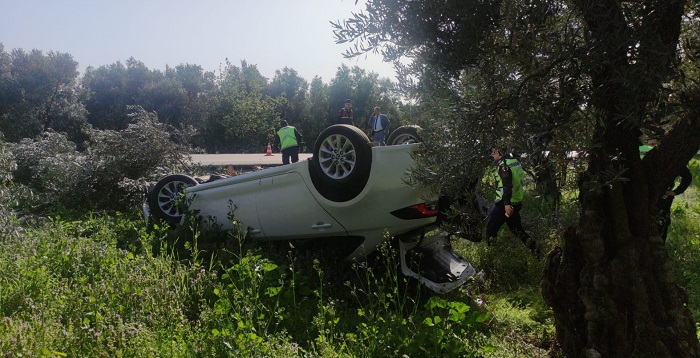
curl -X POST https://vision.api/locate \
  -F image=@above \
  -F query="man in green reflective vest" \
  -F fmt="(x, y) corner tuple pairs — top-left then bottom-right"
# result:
(486, 144), (536, 253)
(274, 120), (303, 165)
(639, 137), (658, 159)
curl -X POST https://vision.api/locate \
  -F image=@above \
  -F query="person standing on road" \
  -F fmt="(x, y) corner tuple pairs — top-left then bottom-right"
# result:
(338, 99), (354, 125)
(274, 120), (303, 165)
(485, 144), (537, 253)
(639, 136), (692, 241)
(368, 106), (390, 145)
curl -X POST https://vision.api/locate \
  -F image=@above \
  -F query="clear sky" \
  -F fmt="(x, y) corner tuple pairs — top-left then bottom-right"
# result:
(1, 0), (395, 82)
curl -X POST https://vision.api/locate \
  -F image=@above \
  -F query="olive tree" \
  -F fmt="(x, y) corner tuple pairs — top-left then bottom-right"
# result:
(0, 45), (87, 143)
(335, 0), (700, 356)
(82, 58), (158, 131)
(200, 60), (281, 153)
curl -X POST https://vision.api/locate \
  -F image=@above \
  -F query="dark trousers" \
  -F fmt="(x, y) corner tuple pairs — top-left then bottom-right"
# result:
(281, 146), (299, 165)
(371, 130), (386, 145)
(486, 201), (531, 245)
(658, 197), (674, 241)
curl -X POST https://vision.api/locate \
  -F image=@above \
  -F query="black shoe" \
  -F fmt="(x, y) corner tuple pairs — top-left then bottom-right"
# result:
(525, 238), (542, 258)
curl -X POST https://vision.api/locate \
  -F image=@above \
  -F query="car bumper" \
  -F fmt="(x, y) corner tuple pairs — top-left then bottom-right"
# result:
(398, 228), (474, 293)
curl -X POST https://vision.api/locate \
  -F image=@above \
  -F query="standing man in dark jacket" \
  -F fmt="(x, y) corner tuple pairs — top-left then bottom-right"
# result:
(338, 99), (354, 125)
(368, 106), (390, 145)
(274, 120), (303, 165)
(486, 144), (536, 253)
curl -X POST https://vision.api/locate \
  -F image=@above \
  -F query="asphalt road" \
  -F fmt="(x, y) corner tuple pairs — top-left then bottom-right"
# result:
(189, 153), (313, 166)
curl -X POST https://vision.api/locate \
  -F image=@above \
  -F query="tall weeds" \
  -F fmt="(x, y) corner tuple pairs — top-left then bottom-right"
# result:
(2, 159), (699, 357)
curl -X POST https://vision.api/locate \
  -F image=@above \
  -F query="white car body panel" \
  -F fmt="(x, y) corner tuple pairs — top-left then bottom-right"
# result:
(307, 144), (436, 258)
(185, 143), (434, 260)
(256, 172), (345, 239)
(187, 175), (265, 236)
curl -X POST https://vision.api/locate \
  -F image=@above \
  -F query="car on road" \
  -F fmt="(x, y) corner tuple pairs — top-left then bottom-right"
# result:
(144, 125), (474, 293)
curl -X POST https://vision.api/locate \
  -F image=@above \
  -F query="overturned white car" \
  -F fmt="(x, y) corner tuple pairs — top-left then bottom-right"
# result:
(145, 125), (474, 293)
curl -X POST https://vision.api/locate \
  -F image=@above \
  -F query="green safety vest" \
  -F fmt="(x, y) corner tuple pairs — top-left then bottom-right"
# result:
(495, 158), (524, 203)
(639, 145), (653, 159)
(277, 126), (298, 150)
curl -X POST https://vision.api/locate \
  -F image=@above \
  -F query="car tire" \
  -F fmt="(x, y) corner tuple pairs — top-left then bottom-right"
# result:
(309, 124), (372, 202)
(148, 174), (198, 224)
(386, 125), (422, 145)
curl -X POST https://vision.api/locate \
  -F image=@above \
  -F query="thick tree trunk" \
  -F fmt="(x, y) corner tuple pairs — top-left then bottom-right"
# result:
(542, 71), (700, 356)
(540, 81), (700, 358)
(541, 1), (700, 356)
(542, 185), (700, 357)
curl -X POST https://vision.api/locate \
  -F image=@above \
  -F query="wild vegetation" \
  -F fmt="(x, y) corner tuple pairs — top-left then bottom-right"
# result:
(2, 0), (700, 356)
(0, 149), (698, 356)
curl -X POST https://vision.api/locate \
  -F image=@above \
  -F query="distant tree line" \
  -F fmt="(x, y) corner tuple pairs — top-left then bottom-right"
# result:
(0, 44), (412, 153)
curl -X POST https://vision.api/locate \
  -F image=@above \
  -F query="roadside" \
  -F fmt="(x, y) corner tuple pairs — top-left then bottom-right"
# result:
(189, 153), (314, 166)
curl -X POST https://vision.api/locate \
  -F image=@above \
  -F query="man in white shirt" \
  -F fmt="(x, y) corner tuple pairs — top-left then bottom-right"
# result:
(368, 106), (390, 145)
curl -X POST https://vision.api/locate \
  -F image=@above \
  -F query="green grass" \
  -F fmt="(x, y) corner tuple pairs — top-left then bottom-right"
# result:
(0, 213), (498, 357)
(1, 160), (699, 357)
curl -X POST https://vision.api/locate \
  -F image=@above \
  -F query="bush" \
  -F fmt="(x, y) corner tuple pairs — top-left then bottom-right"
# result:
(81, 106), (191, 209)
(10, 106), (190, 212)
(0, 134), (21, 240)
(11, 131), (87, 211)
(0, 133), (15, 183)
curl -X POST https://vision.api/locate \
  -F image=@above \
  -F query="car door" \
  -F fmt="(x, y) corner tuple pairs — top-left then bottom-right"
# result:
(256, 172), (346, 239)
(188, 178), (264, 237)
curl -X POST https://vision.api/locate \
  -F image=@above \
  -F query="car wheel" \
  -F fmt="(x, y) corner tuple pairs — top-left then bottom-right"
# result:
(309, 124), (372, 202)
(148, 174), (197, 224)
(386, 125), (422, 145)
